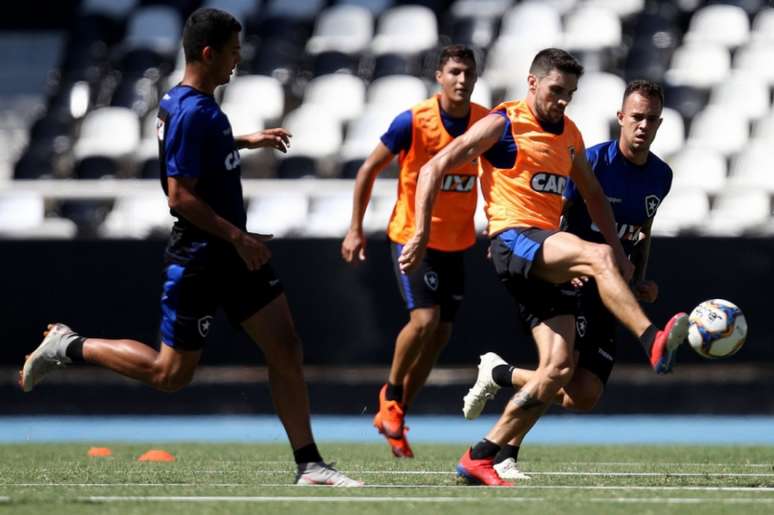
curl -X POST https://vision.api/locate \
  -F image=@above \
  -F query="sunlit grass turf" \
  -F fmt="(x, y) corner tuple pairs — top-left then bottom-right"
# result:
(0, 443), (773, 515)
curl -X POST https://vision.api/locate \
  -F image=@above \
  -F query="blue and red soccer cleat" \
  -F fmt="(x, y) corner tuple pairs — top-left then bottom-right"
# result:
(649, 312), (689, 374)
(456, 448), (513, 486)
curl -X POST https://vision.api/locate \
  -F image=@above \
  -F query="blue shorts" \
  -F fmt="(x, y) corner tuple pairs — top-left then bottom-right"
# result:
(390, 242), (465, 322)
(159, 228), (283, 351)
(490, 227), (576, 330)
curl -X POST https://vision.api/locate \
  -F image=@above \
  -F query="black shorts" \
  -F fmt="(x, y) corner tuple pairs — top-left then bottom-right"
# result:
(159, 232), (284, 351)
(572, 279), (616, 384)
(490, 228), (575, 330)
(390, 242), (465, 322)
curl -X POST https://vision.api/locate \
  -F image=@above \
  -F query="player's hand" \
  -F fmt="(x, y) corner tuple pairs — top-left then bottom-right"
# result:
(633, 280), (658, 303)
(341, 228), (367, 264)
(239, 128), (292, 152)
(571, 275), (589, 289)
(398, 234), (427, 274)
(234, 231), (272, 271)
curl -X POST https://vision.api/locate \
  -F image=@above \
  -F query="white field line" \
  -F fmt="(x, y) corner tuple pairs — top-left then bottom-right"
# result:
(248, 470), (774, 478)
(9, 483), (774, 493)
(81, 495), (774, 505)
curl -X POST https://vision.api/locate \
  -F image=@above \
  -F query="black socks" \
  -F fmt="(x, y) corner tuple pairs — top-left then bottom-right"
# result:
(65, 336), (86, 363)
(470, 439), (501, 460)
(639, 325), (658, 356)
(492, 364), (516, 388)
(293, 443), (323, 464)
(494, 444), (520, 465)
(385, 382), (403, 402)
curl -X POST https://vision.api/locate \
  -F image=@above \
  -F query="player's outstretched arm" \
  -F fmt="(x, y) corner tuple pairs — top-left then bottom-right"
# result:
(570, 150), (634, 281)
(235, 128), (292, 152)
(398, 113), (504, 273)
(632, 218), (658, 302)
(167, 176), (271, 271)
(341, 142), (394, 264)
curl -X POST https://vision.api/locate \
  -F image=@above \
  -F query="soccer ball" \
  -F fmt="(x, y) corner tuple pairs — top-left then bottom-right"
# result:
(687, 299), (747, 359)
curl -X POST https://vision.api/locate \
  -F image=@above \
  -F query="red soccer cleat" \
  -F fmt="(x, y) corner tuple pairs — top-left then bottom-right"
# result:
(456, 448), (513, 486)
(649, 312), (689, 374)
(373, 384), (414, 458)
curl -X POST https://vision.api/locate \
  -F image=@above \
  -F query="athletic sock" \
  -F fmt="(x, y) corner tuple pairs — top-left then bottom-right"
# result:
(385, 382), (403, 402)
(293, 443), (323, 465)
(639, 325), (658, 356)
(470, 439), (501, 460)
(494, 444), (520, 465)
(492, 364), (516, 388)
(65, 336), (86, 363)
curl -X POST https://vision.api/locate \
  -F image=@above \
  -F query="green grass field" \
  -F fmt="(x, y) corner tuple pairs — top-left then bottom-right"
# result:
(1, 443), (773, 514)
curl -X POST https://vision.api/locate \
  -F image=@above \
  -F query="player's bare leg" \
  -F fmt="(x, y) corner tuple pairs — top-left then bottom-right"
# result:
(484, 316), (576, 445)
(533, 232), (688, 373)
(241, 293), (314, 450)
(402, 321), (452, 408)
(510, 364), (603, 411)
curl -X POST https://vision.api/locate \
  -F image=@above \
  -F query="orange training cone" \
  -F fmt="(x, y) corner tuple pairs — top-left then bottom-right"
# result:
(87, 447), (112, 457)
(137, 449), (176, 462)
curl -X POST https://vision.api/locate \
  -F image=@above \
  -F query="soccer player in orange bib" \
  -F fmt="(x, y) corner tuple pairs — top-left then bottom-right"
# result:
(399, 49), (689, 485)
(341, 45), (489, 458)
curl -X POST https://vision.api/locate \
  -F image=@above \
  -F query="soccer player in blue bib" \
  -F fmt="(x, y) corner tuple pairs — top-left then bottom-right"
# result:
(461, 80), (674, 480)
(20, 7), (361, 487)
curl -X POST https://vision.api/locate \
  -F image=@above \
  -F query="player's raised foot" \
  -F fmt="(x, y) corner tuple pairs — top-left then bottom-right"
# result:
(494, 458), (531, 480)
(462, 352), (507, 420)
(373, 384), (414, 457)
(295, 461), (363, 487)
(20, 323), (78, 392)
(649, 313), (689, 374)
(456, 448), (513, 487)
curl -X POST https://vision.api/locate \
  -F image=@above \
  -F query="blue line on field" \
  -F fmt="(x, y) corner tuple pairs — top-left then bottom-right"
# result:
(0, 415), (772, 444)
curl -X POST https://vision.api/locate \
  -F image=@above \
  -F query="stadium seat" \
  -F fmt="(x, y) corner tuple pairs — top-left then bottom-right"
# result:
(584, 0), (644, 18)
(362, 193), (396, 235)
(668, 147), (727, 195)
(709, 72), (770, 122)
(306, 5), (373, 56)
(571, 72), (626, 121)
(278, 105), (343, 177)
(470, 78), (492, 109)
(80, 0), (137, 18)
(450, 16), (497, 49)
(371, 5), (438, 56)
(699, 188), (771, 236)
(220, 75), (285, 124)
(483, 37), (543, 91)
(73, 107), (141, 162)
(733, 43), (774, 87)
(370, 53), (421, 80)
(0, 190), (77, 239)
(707, 0), (766, 18)
(664, 43), (730, 89)
(522, 0), (578, 16)
(563, 5), (622, 52)
(334, 0), (393, 17)
(727, 142), (774, 193)
(751, 7), (774, 43)
(450, 0), (512, 20)
(340, 108), (396, 163)
(203, 0), (262, 24)
(499, 3), (562, 49)
(59, 200), (114, 237)
(649, 107), (685, 159)
(663, 85), (709, 124)
(248, 39), (303, 85)
(301, 194), (352, 237)
(100, 194), (174, 238)
(684, 5), (750, 49)
(74, 156), (120, 179)
(624, 43), (671, 83)
(124, 6), (182, 56)
(304, 73), (366, 124)
(366, 76), (428, 117)
(564, 106), (611, 147)
(246, 194), (309, 236)
(753, 112), (774, 144)
(650, 187), (709, 236)
(110, 77), (159, 119)
(687, 106), (748, 158)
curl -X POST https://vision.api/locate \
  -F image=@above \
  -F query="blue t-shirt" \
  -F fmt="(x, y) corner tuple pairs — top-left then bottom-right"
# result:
(158, 85), (246, 234)
(563, 140), (672, 254)
(379, 101), (472, 154)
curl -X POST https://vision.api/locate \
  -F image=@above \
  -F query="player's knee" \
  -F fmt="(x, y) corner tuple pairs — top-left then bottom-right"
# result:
(154, 368), (194, 393)
(543, 360), (575, 390)
(409, 309), (441, 337)
(265, 331), (304, 372)
(586, 243), (615, 277)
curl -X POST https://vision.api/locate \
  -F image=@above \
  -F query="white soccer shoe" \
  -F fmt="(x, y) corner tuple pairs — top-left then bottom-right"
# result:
(494, 458), (531, 480)
(20, 323), (76, 392)
(295, 461), (364, 487)
(462, 352), (508, 420)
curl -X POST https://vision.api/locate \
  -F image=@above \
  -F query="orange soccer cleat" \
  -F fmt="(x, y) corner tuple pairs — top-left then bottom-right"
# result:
(649, 313), (689, 374)
(373, 384), (414, 458)
(456, 448), (513, 487)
